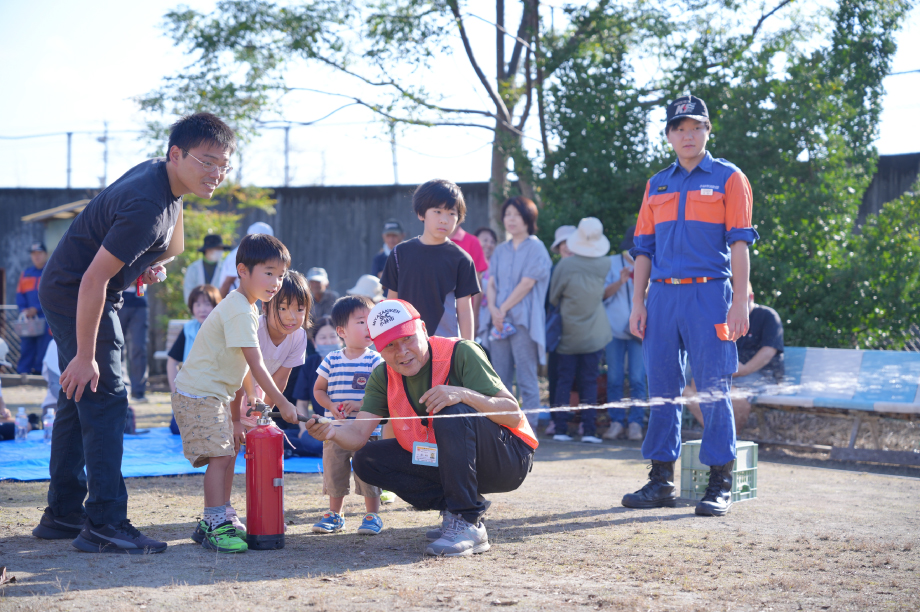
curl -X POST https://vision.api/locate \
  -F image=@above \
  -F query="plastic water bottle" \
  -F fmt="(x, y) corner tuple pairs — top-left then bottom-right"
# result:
(43, 408), (55, 442)
(15, 407), (29, 442)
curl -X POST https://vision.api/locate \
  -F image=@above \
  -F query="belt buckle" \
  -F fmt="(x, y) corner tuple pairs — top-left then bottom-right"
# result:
(671, 278), (681, 285)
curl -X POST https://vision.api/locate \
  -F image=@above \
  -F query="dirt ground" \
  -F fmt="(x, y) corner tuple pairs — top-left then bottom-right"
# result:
(1, 386), (919, 611)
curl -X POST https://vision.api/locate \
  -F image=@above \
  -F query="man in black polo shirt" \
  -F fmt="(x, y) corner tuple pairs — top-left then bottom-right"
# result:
(686, 282), (784, 431)
(32, 113), (236, 554)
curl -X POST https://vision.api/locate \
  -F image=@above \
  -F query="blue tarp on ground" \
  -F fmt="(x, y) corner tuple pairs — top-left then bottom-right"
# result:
(0, 427), (323, 482)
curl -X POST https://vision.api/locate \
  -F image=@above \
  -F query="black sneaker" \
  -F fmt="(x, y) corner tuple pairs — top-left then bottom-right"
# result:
(72, 519), (168, 554)
(32, 506), (87, 540)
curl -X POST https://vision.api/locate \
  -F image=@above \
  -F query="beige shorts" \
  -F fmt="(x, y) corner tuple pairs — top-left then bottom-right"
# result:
(171, 392), (234, 468)
(322, 441), (381, 499)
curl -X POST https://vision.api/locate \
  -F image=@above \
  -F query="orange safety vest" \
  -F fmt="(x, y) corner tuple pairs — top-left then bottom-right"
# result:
(386, 336), (539, 452)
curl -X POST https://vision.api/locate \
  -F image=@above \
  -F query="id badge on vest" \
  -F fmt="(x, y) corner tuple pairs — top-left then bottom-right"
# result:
(411, 440), (438, 467)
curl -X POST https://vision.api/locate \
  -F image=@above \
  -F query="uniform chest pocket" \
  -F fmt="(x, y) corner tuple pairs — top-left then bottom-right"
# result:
(686, 192), (726, 225)
(647, 192), (679, 225)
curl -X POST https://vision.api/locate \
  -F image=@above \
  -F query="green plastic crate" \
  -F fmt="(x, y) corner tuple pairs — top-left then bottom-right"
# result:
(680, 440), (758, 502)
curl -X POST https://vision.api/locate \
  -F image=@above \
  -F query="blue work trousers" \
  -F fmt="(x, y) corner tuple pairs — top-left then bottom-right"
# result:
(642, 280), (737, 466)
(17, 321), (51, 375)
(42, 303), (130, 526)
(605, 337), (648, 425)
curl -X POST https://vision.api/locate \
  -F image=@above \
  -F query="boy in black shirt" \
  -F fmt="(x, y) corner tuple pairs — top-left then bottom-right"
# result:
(33, 113), (236, 554)
(380, 179), (480, 340)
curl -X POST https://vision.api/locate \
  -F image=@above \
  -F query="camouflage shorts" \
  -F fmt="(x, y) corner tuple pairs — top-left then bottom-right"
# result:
(171, 392), (234, 468)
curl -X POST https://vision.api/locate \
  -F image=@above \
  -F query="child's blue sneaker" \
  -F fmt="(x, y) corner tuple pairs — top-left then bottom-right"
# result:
(311, 511), (345, 534)
(357, 512), (383, 535)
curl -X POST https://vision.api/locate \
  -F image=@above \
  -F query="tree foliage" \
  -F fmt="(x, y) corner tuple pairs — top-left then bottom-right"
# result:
(539, 0), (915, 349)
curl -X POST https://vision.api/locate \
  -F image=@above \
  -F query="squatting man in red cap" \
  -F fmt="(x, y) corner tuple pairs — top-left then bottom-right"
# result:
(305, 299), (539, 556)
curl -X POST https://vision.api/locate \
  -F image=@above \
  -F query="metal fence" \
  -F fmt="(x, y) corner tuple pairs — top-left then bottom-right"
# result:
(0, 306), (23, 374)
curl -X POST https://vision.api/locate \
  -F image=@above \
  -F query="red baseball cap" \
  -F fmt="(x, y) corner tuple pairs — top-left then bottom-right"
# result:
(367, 299), (422, 351)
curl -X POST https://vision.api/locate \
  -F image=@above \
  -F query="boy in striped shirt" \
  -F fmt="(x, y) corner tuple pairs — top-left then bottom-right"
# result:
(312, 295), (385, 535)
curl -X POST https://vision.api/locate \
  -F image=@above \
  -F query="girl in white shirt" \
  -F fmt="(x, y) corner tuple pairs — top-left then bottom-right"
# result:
(237, 270), (312, 428)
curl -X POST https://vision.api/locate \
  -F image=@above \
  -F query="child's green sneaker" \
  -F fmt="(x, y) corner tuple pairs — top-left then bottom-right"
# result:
(191, 520), (244, 544)
(200, 520), (248, 553)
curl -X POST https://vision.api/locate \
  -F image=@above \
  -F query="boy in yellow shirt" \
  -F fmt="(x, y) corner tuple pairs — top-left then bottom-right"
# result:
(172, 233), (299, 553)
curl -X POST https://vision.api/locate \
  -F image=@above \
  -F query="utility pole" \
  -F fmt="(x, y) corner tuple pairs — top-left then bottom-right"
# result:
(284, 125), (290, 187)
(66, 132), (72, 189)
(390, 122), (399, 185)
(97, 121), (109, 187)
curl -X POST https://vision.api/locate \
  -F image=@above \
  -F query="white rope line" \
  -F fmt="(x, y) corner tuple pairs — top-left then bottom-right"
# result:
(310, 384), (795, 423)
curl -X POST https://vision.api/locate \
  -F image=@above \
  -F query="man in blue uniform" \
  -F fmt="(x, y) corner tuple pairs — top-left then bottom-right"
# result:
(624, 95), (759, 517)
(16, 242), (52, 375)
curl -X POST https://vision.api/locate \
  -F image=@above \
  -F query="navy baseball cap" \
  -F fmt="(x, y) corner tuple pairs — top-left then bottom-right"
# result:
(29, 242), (47, 253)
(666, 95), (709, 126)
(382, 219), (404, 235)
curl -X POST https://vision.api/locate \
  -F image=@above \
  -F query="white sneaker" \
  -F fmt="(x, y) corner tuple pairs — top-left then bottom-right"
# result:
(424, 513), (490, 557)
(582, 435), (603, 444)
(553, 434), (574, 441)
(627, 422), (644, 441)
(603, 422), (624, 440)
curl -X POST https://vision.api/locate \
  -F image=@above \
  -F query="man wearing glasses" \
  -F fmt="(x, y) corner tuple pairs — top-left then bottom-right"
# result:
(33, 113), (236, 554)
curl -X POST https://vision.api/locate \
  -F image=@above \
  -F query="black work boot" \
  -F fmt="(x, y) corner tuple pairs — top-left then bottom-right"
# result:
(695, 460), (734, 517)
(622, 461), (678, 508)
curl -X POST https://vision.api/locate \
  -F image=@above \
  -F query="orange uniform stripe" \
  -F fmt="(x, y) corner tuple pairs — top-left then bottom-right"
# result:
(685, 191), (726, 224)
(724, 171), (754, 231)
(647, 192), (679, 224)
(634, 181), (656, 236)
(17, 276), (38, 293)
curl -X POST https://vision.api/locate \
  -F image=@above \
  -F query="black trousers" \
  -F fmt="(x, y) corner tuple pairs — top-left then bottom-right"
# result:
(353, 403), (534, 524)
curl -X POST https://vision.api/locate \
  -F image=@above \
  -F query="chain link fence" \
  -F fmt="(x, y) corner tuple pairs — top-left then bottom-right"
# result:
(0, 306), (23, 374)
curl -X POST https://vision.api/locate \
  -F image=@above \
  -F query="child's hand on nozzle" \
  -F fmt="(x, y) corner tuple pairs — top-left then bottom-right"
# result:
(331, 403), (348, 421)
(340, 400), (362, 416)
(277, 400), (299, 425)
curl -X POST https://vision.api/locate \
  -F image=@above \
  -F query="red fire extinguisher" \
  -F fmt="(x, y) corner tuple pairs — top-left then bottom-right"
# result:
(244, 406), (286, 550)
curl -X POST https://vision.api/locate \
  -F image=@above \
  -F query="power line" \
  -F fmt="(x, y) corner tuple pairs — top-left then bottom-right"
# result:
(0, 129), (143, 140)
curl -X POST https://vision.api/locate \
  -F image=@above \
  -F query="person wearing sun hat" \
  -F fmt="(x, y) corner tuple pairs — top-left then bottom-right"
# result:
(183, 234), (232, 302)
(622, 93), (758, 517)
(304, 298), (538, 557)
(547, 218), (614, 444)
(549, 224), (576, 256)
(347, 274), (384, 303)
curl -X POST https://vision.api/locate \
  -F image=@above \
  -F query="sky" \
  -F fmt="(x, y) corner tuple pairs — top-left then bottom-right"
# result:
(0, 0), (918, 190)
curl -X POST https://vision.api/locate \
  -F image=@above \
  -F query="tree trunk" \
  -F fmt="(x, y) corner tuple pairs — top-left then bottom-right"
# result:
(489, 120), (515, 237)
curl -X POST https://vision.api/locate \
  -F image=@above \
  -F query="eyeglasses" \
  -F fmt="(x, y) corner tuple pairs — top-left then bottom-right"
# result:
(183, 149), (233, 175)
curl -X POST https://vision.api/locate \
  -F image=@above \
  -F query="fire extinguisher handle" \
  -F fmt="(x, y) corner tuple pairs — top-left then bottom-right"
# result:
(264, 410), (331, 425)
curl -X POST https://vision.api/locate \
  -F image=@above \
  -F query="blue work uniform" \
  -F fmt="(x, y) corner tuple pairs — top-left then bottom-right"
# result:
(16, 265), (51, 374)
(631, 152), (759, 467)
